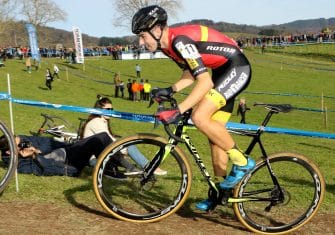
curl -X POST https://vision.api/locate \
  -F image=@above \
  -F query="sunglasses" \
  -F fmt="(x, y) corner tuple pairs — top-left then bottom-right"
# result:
(103, 108), (113, 110)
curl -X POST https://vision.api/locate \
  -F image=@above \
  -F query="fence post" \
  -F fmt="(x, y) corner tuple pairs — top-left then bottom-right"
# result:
(321, 92), (324, 112)
(324, 106), (328, 129)
(7, 73), (19, 192)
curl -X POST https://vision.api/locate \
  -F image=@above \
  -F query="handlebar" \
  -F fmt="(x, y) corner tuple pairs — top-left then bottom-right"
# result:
(149, 96), (186, 143)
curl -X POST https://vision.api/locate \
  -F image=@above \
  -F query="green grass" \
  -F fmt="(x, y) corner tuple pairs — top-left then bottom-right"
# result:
(0, 46), (335, 216)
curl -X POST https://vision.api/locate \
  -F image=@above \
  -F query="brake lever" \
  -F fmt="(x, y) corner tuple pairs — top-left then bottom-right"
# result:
(153, 103), (165, 129)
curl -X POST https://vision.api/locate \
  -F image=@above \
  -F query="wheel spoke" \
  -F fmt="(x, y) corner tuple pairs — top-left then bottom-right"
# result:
(93, 134), (192, 222)
(234, 153), (325, 233)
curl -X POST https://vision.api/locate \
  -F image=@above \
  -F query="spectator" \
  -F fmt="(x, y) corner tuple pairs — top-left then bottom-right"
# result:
(0, 132), (122, 177)
(261, 43), (266, 54)
(17, 47), (23, 60)
(119, 80), (125, 98)
(71, 51), (76, 64)
(114, 72), (121, 97)
(45, 68), (53, 90)
(25, 56), (32, 73)
(131, 79), (140, 101)
(33, 58), (39, 71)
(143, 79), (151, 101)
(135, 64), (141, 78)
(139, 79), (144, 101)
(80, 95), (167, 175)
(53, 64), (60, 79)
(237, 98), (250, 124)
(0, 58), (5, 67)
(127, 79), (133, 100)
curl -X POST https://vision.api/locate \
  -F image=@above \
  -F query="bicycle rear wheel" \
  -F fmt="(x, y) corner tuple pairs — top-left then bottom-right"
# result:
(93, 133), (192, 222)
(233, 152), (325, 234)
(0, 121), (18, 194)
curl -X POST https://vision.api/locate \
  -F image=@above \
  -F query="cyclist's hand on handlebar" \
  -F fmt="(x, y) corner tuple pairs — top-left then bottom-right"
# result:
(150, 87), (174, 99)
(155, 107), (182, 124)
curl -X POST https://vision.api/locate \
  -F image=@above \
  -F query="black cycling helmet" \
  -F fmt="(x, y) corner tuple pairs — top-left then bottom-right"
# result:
(132, 5), (167, 34)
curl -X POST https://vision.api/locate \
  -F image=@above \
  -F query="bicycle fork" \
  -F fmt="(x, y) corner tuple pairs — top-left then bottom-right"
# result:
(140, 138), (177, 185)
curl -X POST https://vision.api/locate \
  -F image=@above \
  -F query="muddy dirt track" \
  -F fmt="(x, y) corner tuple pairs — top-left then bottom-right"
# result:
(0, 201), (334, 234)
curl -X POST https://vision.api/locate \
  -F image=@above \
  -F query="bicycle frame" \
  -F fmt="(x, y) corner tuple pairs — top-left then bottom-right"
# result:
(145, 105), (289, 205)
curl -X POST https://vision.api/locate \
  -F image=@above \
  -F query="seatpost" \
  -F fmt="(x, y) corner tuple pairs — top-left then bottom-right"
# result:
(260, 110), (275, 128)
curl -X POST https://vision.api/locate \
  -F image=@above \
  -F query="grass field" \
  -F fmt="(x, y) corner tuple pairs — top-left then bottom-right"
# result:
(0, 44), (335, 216)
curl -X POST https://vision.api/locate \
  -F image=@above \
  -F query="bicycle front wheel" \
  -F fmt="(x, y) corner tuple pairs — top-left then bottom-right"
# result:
(0, 121), (18, 194)
(233, 152), (325, 234)
(92, 133), (192, 222)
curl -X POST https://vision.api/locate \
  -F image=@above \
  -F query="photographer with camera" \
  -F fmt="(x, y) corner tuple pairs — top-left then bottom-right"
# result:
(17, 140), (41, 158)
(0, 132), (121, 176)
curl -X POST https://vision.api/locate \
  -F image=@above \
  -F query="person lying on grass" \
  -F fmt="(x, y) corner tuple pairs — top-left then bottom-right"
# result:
(0, 132), (136, 177)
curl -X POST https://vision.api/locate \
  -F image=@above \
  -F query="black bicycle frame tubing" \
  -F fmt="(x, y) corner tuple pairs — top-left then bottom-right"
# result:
(245, 110), (284, 196)
(140, 131), (181, 185)
(39, 118), (49, 130)
(140, 148), (164, 185)
(181, 127), (218, 191)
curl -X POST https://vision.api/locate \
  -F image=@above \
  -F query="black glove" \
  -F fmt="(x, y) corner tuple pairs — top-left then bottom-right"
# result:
(155, 107), (182, 124)
(150, 87), (174, 99)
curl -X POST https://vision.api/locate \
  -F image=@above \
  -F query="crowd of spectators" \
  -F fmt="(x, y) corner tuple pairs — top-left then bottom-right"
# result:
(237, 32), (335, 48)
(1, 32), (334, 62)
(0, 44), (146, 61)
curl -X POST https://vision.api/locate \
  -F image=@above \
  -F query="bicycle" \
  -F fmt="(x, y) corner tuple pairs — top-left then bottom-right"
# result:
(0, 120), (18, 194)
(30, 113), (85, 143)
(92, 97), (325, 234)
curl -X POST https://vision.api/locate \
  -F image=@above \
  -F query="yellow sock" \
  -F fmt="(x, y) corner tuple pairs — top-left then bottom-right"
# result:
(227, 146), (247, 166)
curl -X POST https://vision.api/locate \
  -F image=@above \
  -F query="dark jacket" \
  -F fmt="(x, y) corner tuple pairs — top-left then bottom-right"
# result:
(3, 135), (78, 176)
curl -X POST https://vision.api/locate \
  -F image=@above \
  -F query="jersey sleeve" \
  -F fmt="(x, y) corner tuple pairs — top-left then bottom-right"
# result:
(171, 35), (208, 78)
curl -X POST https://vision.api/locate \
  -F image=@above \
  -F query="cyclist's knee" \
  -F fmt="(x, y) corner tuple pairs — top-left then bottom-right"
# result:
(191, 111), (210, 129)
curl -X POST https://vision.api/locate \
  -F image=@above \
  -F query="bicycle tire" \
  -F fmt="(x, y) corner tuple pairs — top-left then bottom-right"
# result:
(93, 133), (193, 222)
(233, 152), (325, 234)
(0, 121), (18, 194)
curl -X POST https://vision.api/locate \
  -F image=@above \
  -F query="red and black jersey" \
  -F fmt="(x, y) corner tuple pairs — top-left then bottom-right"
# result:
(162, 25), (242, 77)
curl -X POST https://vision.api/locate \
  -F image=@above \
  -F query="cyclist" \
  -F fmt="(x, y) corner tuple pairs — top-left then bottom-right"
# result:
(132, 5), (256, 211)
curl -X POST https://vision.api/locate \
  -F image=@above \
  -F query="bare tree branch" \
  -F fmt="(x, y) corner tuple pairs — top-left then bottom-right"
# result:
(111, 0), (183, 29)
(0, 0), (19, 34)
(0, 0), (18, 22)
(19, 0), (67, 26)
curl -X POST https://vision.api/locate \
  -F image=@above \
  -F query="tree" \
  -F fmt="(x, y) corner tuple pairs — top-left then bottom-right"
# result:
(111, 0), (183, 29)
(19, 0), (67, 26)
(0, 0), (17, 22)
(0, 0), (19, 36)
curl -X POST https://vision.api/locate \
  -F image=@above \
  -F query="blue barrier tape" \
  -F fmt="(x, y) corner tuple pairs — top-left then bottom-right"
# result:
(12, 98), (155, 123)
(0, 93), (334, 139)
(0, 92), (10, 100)
(226, 122), (335, 139)
(12, 98), (156, 123)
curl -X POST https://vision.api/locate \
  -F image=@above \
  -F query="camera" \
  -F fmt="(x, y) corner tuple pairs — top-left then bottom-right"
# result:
(18, 140), (32, 150)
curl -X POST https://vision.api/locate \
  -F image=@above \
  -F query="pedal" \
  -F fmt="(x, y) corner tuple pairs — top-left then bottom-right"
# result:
(219, 189), (233, 205)
(207, 186), (219, 211)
